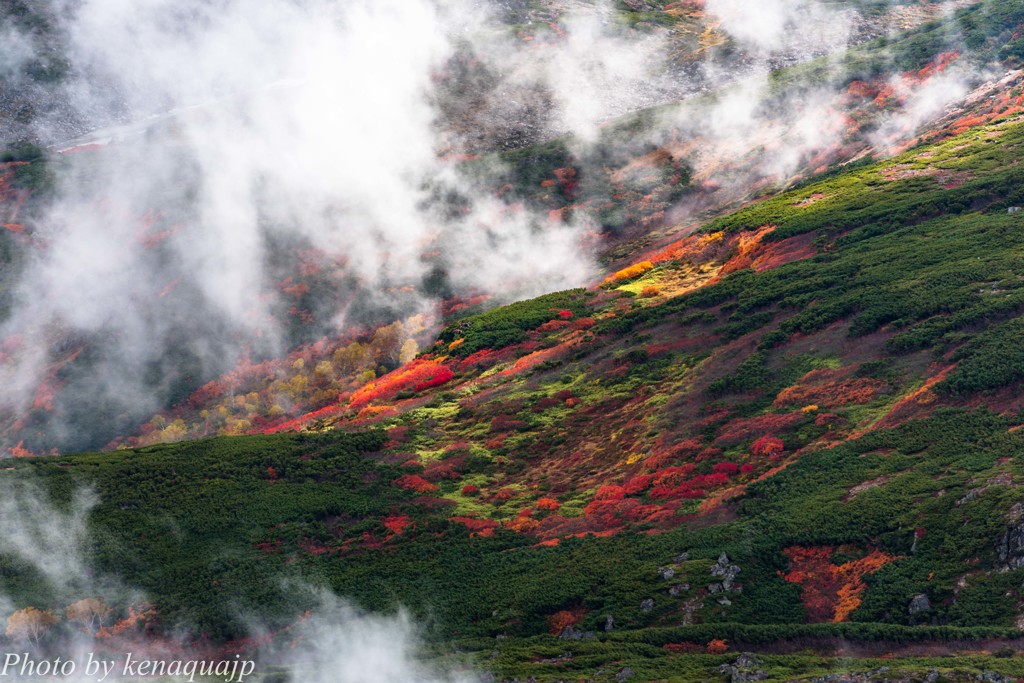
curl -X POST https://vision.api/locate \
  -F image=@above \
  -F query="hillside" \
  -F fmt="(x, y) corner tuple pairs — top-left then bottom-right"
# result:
(7, 78), (1024, 683)
(7, 1), (1024, 682)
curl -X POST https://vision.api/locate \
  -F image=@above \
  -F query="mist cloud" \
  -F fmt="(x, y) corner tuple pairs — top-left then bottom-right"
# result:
(0, 0), (996, 454)
(0, 477), (480, 682)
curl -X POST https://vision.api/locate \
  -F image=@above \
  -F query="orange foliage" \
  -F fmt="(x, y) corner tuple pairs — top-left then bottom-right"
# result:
(548, 608), (586, 635)
(750, 436), (784, 457)
(350, 359), (454, 407)
(774, 378), (884, 409)
(782, 546), (897, 622)
(605, 260), (654, 284)
(536, 497), (561, 511)
(706, 639), (729, 654)
(8, 441), (34, 458)
(504, 515), (540, 533)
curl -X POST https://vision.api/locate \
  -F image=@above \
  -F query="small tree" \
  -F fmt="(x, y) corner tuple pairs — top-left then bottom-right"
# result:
(6, 607), (59, 646)
(66, 598), (112, 634)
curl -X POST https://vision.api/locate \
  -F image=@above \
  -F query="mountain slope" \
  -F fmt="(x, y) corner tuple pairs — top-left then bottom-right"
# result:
(6, 110), (1024, 681)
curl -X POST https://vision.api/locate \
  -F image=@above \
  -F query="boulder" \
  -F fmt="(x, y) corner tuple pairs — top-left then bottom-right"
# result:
(908, 593), (931, 615)
(998, 520), (1024, 569)
(717, 653), (768, 683)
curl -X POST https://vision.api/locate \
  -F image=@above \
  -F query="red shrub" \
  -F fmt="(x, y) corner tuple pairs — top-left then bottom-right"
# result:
(706, 639), (729, 654)
(751, 436), (784, 457)
(449, 516), (499, 535)
(383, 515), (413, 535)
(394, 474), (439, 493)
(712, 462), (740, 476)
(548, 608), (585, 635)
(703, 472), (729, 486)
(624, 474), (654, 494)
(594, 484), (626, 500)
(461, 484), (480, 496)
(536, 497), (560, 511)
(414, 366), (455, 392)
(490, 415), (528, 432)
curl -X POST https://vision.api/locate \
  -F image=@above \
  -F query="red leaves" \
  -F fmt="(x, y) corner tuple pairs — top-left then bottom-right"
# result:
(775, 377), (884, 409)
(716, 413), (804, 447)
(449, 516), (498, 537)
(383, 515), (413, 535)
(750, 436), (784, 457)
(624, 474), (654, 494)
(414, 367), (455, 392)
(394, 474), (439, 493)
(350, 359), (454, 408)
(461, 484), (479, 496)
(536, 497), (560, 511)
(490, 415), (528, 433)
(594, 484), (627, 501)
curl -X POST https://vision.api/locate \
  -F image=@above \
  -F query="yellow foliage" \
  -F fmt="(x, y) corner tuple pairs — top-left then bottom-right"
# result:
(67, 598), (111, 633)
(625, 452), (644, 465)
(801, 404), (819, 413)
(6, 607), (59, 644)
(400, 338), (419, 364)
(448, 338), (465, 351)
(699, 231), (725, 246)
(605, 260), (654, 284)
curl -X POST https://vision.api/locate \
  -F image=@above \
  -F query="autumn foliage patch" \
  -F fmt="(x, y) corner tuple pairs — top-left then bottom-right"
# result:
(782, 546), (897, 622)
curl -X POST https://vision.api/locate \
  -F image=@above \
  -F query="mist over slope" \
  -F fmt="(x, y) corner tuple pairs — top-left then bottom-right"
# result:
(8, 2), (1024, 681)
(0, 0), (1004, 455)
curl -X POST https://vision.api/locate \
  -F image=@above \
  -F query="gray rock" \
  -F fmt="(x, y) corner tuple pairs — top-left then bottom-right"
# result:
(711, 553), (742, 591)
(669, 583), (690, 597)
(925, 671), (940, 683)
(717, 596), (732, 606)
(639, 598), (655, 612)
(673, 551), (691, 563)
(717, 653), (768, 683)
(998, 520), (1024, 569)
(558, 626), (595, 641)
(977, 673), (1011, 683)
(604, 615), (614, 632)
(615, 668), (634, 683)
(1009, 206), (1022, 214)
(909, 593), (931, 615)
(658, 566), (676, 580)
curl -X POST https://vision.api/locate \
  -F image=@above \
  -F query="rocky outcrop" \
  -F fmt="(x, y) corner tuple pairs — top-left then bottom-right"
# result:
(718, 654), (768, 683)
(558, 625), (595, 641)
(709, 552), (742, 594)
(997, 520), (1024, 570)
(908, 593), (931, 615)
